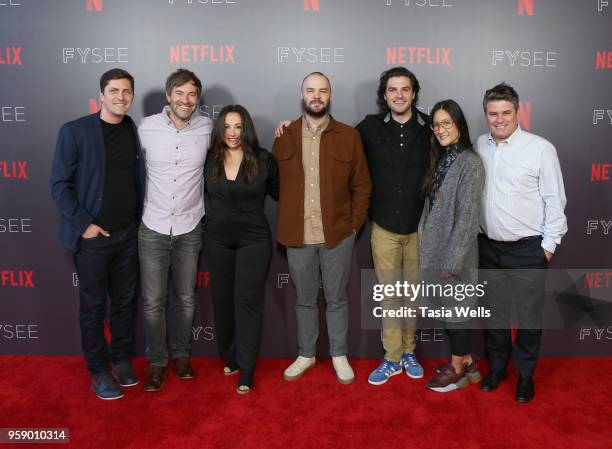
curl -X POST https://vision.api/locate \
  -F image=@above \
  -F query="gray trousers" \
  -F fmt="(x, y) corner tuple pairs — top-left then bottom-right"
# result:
(139, 222), (201, 367)
(287, 233), (355, 358)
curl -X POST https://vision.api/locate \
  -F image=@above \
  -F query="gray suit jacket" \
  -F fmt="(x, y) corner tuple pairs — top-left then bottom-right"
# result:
(418, 150), (485, 284)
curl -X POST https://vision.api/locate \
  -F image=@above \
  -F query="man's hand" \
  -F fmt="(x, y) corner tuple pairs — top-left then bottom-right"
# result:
(274, 120), (292, 138)
(544, 249), (553, 262)
(82, 223), (110, 239)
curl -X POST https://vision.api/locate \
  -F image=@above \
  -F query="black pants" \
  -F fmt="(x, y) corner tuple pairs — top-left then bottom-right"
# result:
(478, 234), (548, 377)
(445, 328), (473, 357)
(73, 223), (138, 375)
(203, 236), (271, 386)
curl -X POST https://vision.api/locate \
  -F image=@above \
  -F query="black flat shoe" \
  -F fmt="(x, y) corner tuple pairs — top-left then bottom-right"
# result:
(480, 370), (507, 392)
(516, 375), (535, 403)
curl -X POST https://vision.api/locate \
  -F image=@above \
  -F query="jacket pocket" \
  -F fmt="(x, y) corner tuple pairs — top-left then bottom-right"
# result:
(331, 147), (353, 162)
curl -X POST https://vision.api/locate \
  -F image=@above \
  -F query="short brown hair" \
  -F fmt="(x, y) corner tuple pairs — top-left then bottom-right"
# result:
(165, 68), (202, 98)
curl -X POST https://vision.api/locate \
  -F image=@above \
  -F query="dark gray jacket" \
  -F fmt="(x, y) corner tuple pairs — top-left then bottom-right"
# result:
(418, 150), (485, 283)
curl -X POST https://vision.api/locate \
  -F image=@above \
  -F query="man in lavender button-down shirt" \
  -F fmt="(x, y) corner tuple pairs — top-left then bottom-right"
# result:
(137, 69), (212, 392)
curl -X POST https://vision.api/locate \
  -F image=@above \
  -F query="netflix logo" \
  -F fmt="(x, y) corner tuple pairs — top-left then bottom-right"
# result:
(591, 164), (611, 182)
(170, 45), (235, 64)
(1, 106), (26, 122)
(0, 161), (28, 180)
(518, 101), (532, 130)
(517, 0), (534, 16)
(593, 109), (612, 125)
(167, 0), (236, 5)
(0, 47), (22, 65)
(197, 271), (210, 288)
(584, 272), (612, 289)
(86, 0), (102, 11)
(0, 270), (34, 288)
(586, 219), (612, 235)
(386, 47), (451, 66)
(277, 47), (344, 64)
(62, 48), (128, 64)
(597, 0), (608, 12)
(384, 0), (453, 7)
(303, 0), (319, 11)
(596, 51), (612, 70)
(0, 1), (21, 6)
(491, 50), (557, 68)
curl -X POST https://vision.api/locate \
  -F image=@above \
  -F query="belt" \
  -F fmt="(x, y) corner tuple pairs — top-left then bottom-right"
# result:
(479, 233), (541, 245)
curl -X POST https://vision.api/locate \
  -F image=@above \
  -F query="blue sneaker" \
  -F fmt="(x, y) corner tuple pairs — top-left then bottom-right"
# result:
(91, 372), (124, 400)
(401, 353), (424, 379)
(368, 359), (402, 385)
(112, 361), (139, 387)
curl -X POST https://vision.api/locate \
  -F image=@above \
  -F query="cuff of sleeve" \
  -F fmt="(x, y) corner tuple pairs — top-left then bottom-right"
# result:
(541, 239), (556, 254)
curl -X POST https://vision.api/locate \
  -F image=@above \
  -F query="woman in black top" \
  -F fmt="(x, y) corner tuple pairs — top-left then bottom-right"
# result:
(203, 105), (279, 394)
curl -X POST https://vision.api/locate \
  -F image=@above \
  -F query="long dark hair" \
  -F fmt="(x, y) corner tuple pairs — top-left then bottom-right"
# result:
(422, 99), (473, 195)
(209, 104), (260, 183)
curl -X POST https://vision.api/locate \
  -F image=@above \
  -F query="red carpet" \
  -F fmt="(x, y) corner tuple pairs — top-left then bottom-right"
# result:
(1, 356), (611, 449)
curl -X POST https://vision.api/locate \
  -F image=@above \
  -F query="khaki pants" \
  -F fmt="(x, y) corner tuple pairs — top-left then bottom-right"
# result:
(371, 223), (419, 363)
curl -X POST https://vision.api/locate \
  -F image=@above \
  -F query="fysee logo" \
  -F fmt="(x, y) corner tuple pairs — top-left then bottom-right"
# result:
(597, 0), (608, 12)
(0, 1), (21, 6)
(304, 0), (320, 11)
(1, 106), (25, 122)
(586, 220), (612, 235)
(86, 0), (102, 11)
(593, 109), (612, 125)
(518, 0), (534, 15)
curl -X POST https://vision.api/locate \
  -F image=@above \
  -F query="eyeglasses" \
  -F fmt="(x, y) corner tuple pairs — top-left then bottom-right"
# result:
(430, 120), (454, 131)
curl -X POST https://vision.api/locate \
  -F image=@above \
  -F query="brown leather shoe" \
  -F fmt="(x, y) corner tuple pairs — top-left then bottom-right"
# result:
(144, 365), (168, 392)
(173, 357), (195, 380)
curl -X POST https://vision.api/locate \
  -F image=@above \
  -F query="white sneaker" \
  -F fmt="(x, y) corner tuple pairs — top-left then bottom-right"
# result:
(332, 356), (355, 384)
(283, 356), (316, 381)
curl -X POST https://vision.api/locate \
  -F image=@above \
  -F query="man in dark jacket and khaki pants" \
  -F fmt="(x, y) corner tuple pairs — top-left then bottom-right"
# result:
(272, 72), (371, 384)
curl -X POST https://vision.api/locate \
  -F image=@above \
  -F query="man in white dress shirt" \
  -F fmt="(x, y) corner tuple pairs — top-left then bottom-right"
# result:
(475, 82), (567, 403)
(137, 69), (212, 392)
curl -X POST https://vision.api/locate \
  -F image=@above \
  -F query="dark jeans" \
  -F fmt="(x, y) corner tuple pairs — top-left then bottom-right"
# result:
(139, 222), (201, 367)
(73, 223), (138, 375)
(478, 234), (548, 377)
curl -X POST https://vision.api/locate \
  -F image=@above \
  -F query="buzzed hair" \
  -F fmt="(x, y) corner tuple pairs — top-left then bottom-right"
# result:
(301, 71), (331, 90)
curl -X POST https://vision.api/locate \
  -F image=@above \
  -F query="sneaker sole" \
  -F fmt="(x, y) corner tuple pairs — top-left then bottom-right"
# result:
(223, 368), (239, 376)
(283, 362), (315, 381)
(112, 374), (139, 387)
(368, 369), (402, 386)
(337, 375), (355, 385)
(92, 387), (124, 400)
(406, 371), (424, 379)
(466, 372), (482, 383)
(176, 374), (195, 380)
(427, 377), (469, 393)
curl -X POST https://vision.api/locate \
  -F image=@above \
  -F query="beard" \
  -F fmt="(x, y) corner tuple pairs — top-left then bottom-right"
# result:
(303, 99), (329, 118)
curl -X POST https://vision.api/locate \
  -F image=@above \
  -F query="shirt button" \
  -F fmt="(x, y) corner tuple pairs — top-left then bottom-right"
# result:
(174, 179), (177, 182)
(400, 143), (404, 147)
(176, 146), (178, 149)
(395, 209), (400, 215)
(400, 134), (404, 138)
(310, 167), (314, 171)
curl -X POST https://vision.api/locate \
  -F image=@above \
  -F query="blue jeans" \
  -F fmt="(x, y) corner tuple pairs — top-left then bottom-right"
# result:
(73, 222), (138, 375)
(139, 222), (202, 367)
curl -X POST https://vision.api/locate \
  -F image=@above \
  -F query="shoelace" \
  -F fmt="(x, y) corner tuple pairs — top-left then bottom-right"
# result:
(403, 354), (419, 366)
(377, 360), (399, 374)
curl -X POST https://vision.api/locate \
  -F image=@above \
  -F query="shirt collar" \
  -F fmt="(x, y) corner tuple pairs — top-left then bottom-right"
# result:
(384, 109), (425, 126)
(488, 125), (522, 146)
(302, 114), (330, 134)
(163, 105), (194, 129)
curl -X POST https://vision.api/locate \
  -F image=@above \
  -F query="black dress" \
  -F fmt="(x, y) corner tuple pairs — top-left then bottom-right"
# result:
(203, 147), (279, 387)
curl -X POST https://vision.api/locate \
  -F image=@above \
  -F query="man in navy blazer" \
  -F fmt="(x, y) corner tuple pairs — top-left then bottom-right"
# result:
(50, 68), (145, 400)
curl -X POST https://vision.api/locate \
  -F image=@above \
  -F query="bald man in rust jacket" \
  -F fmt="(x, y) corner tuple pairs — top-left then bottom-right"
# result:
(272, 72), (371, 385)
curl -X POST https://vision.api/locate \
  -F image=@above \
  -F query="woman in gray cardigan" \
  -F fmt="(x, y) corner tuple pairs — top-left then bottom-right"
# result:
(418, 99), (485, 392)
